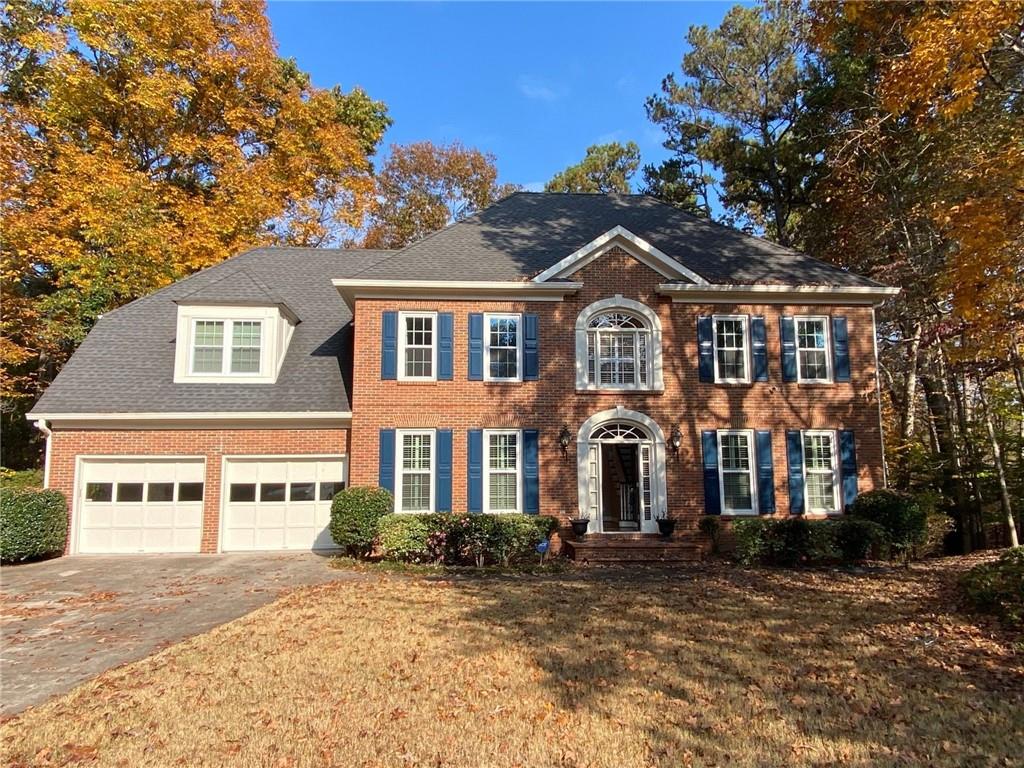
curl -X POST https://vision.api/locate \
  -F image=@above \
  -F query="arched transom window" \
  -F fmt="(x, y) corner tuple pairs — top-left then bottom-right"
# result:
(587, 312), (650, 388)
(589, 421), (650, 442)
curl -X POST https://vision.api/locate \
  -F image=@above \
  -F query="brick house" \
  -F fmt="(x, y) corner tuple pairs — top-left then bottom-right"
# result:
(28, 193), (898, 558)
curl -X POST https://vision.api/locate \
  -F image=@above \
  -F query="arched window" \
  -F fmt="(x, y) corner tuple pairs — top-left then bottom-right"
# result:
(575, 296), (663, 391)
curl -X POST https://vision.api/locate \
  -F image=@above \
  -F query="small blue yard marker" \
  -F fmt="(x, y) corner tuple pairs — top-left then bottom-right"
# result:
(536, 538), (549, 565)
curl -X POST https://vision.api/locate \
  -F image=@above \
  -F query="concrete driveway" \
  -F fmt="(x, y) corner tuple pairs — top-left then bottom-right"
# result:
(0, 553), (359, 715)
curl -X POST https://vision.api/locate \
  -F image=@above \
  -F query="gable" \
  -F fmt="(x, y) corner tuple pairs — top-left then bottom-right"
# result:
(531, 226), (707, 284)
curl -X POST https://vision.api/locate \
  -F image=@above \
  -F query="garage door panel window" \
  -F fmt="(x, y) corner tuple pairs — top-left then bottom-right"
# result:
(259, 483), (287, 502)
(230, 483), (257, 503)
(177, 482), (204, 502)
(116, 483), (144, 502)
(85, 482), (112, 502)
(319, 481), (345, 501)
(146, 483), (175, 502)
(289, 482), (316, 502)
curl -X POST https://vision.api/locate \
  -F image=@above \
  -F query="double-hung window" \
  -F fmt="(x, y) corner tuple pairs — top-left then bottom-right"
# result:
(396, 430), (434, 512)
(587, 312), (650, 388)
(718, 430), (757, 515)
(484, 430), (520, 513)
(802, 430), (839, 513)
(484, 314), (521, 381)
(713, 315), (750, 383)
(398, 312), (436, 381)
(190, 319), (263, 376)
(796, 317), (831, 383)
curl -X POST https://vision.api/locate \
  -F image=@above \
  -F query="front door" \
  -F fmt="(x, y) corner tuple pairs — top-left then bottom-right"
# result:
(584, 421), (658, 533)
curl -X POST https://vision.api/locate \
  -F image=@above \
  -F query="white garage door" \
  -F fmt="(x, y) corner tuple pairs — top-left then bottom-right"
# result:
(78, 459), (205, 554)
(221, 457), (346, 552)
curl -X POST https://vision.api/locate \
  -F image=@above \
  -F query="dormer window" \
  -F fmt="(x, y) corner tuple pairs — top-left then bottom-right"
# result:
(575, 296), (664, 392)
(190, 320), (263, 376)
(174, 305), (294, 385)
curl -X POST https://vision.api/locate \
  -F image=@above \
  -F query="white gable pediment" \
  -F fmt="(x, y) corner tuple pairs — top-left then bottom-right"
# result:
(532, 225), (708, 285)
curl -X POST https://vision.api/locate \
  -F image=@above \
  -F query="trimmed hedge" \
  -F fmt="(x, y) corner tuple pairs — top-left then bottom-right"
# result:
(0, 487), (67, 563)
(330, 486), (393, 557)
(733, 517), (886, 567)
(377, 513), (559, 566)
(847, 489), (927, 560)
(961, 548), (1024, 628)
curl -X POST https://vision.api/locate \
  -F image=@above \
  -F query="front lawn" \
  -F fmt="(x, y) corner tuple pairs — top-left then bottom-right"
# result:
(2, 556), (1021, 767)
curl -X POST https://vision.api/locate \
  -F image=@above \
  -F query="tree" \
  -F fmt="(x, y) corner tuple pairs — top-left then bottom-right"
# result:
(647, 1), (819, 246)
(638, 159), (706, 216)
(0, 0), (389, 465)
(362, 141), (518, 249)
(544, 142), (641, 194)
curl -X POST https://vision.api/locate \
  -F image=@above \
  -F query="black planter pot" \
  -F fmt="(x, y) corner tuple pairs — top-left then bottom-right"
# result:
(657, 518), (676, 538)
(569, 519), (590, 538)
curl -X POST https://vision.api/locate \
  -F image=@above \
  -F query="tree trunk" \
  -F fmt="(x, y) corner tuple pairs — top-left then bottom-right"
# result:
(893, 323), (922, 489)
(978, 378), (1019, 548)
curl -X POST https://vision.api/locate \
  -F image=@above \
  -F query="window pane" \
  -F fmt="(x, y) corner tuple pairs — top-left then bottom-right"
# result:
(177, 482), (204, 502)
(319, 481), (345, 501)
(116, 483), (144, 502)
(487, 316), (519, 379)
(229, 483), (256, 502)
(404, 347), (433, 378)
(260, 483), (286, 502)
(799, 350), (828, 380)
(146, 482), (175, 502)
(803, 434), (834, 469)
(797, 320), (826, 350)
(232, 321), (261, 347)
(405, 315), (433, 345)
(85, 482), (112, 502)
(192, 347), (223, 373)
(230, 347), (261, 373)
(806, 473), (837, 511)
(723, 473), (753, 511)
(289, 482), (316, 502)
(194, 321), (224, 346)
(717, 349), (745, 380)
(402, 434), (432, 471)
(401, 474), (430, 511)
(489, 474), (517, 511)
(720, 434), (751, 471)
(488, 433), (518, 470)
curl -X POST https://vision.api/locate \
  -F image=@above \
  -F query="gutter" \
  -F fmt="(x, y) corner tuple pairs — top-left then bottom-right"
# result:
(33, 419), (52, 488)
(332, 279), (583, 310)
(655, 283), (901, 306)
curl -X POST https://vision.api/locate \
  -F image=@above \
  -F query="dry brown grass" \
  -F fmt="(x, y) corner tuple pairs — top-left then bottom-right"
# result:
(2, 556), (1022, 767)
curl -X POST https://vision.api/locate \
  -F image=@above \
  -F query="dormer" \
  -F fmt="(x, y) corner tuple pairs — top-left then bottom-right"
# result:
(172, 269), (298, 384)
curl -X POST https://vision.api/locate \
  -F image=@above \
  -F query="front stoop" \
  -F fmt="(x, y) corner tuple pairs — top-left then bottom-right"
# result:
(563, 534), (704, 564)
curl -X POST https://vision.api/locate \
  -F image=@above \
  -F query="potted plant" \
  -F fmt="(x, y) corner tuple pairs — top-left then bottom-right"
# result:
(569, 513), (591, 538)
(656, 515), (676, 538)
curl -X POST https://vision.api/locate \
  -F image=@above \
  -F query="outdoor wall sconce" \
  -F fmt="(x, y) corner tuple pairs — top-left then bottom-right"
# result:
(558, 424), (572, 459)
(669, 426), (683, 455)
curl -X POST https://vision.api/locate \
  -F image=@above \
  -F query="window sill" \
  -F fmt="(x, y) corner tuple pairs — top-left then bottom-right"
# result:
(576, 386), (665, 395)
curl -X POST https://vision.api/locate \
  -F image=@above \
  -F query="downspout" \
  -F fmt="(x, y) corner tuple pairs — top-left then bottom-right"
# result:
(34, 419), (52, 488)
(871, 308), (888, 487)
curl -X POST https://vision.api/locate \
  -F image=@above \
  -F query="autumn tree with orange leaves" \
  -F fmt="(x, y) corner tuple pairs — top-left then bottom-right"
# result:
(0, 0), (389, 464)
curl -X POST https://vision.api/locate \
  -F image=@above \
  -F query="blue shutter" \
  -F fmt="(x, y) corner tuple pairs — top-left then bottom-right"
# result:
(701, 430), (721, 514)
(786, 430), (804, 515)
(839, 430), (858, 508)
(780, 316), (797, 383)
(467, 429), (483, 513)
(438, 313), (454, 381)
(755, 430), (775, 513)
(435, 429), (452, 512)
(697, 316), (714, 383)
(381, 311), (398, 380)
(523, 314), (539, 381)
(832, 316), (850, 383)
(751, 316), (768, 382)
(522, 429), (539, 514)
(468, 313), (483, 381)
(378, 429), (395, 494)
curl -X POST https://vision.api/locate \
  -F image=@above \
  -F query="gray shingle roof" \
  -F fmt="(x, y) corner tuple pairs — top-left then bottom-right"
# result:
(349, 192), (882, 287)
(32, 248), (395, 415)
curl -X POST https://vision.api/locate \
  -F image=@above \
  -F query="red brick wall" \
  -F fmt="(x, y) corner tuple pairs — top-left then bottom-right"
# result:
(350, 247), (884, 535)
(48, 428), (348, 553)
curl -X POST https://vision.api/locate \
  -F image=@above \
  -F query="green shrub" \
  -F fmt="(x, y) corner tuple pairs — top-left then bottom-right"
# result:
(0, 487), (67, 562)
(961, 548), (1024, 627)
(833, 518), (887, 562)
(733, 516), (886, 566)
(848, 489), (927, 560)
(699, 516), (722, 554)
(0, 467), (43, 490)
(330, 486), (393, 557)
(375, 513), (558, 566)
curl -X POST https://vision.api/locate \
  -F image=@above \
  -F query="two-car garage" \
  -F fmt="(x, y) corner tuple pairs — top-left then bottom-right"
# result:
(75, 456), (346, 554)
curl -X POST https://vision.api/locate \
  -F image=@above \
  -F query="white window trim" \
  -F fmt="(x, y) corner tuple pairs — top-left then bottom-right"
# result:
(712, 314), (752, 384)
(482, 313), (523, 383)
(574, 296), (664, 392)
(394, 429), (436, 513)
(482, 429), (522, 514)
(717, 429), (758, 516)
(801, 429), (841, 514)
(795, 316), (833, 384)
(397, 311), (438, 382)
(188, 318), (265, 378)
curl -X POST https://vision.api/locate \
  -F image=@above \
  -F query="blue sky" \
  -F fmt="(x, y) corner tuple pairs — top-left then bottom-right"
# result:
(266, 2), (738, 191)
